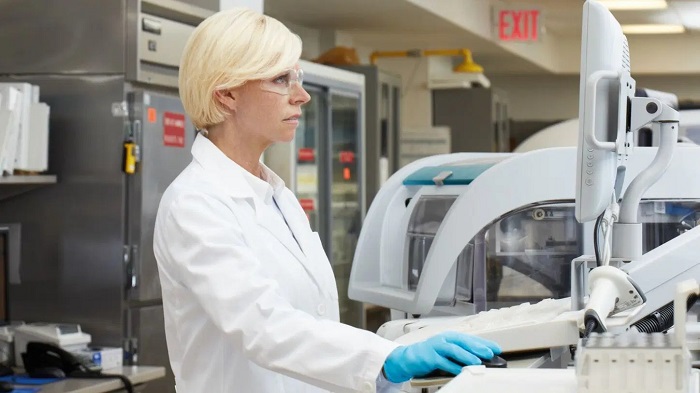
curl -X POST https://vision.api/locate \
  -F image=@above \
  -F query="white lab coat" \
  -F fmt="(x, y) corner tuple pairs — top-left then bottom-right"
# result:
(153, 134), (399, 393)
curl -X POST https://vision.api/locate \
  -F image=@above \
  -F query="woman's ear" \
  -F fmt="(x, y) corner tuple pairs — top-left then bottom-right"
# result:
(214, 89), (237, 112)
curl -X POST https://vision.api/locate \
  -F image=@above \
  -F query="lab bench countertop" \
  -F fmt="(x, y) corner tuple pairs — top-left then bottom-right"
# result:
(20, 366), (166, 393)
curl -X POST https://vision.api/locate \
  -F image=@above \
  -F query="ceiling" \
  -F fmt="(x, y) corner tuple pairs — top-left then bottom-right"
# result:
(266, 0), (700, 37)
(264, 0), (700, 74)
(266, 0), (469, 33)
(264, 0), (545, 71)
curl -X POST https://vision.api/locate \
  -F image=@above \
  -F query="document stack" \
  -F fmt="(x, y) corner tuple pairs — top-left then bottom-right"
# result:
(0, 82), (50, 175)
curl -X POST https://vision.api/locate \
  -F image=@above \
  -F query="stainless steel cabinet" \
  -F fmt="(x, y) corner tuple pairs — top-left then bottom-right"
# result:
(0, 2), (211, 392)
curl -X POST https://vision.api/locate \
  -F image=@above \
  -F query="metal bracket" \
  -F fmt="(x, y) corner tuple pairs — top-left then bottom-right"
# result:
(123, 244), (139, 289)
(112, 101), (129, 117)
(132, 120), (142, 162)
(123, 337), (139, 364)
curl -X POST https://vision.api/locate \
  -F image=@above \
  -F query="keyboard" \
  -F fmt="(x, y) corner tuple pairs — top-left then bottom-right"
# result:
(395, 298), (583, 353)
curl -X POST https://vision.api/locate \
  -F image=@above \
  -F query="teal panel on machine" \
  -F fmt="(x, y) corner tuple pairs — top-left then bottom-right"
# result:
(402, 164), (495, 186)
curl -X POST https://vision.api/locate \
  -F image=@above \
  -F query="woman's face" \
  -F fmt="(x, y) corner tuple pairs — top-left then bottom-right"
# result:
(230, 65), (311, 145)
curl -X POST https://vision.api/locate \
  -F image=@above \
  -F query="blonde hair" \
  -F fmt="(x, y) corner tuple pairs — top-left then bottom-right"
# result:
(178, 8), (302, 129)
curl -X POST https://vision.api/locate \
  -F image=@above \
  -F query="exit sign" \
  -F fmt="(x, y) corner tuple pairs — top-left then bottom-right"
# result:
(498, 9), (541, 42)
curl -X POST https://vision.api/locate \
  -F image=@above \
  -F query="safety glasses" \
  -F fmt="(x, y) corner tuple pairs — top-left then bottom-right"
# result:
(259, 68), (304, 96)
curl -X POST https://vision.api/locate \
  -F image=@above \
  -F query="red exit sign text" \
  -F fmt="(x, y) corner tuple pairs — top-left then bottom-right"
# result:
(498, 9), (541, 42)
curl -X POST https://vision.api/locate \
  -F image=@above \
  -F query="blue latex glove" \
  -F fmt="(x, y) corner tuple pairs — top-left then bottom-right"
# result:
(383, 331), (502, 383)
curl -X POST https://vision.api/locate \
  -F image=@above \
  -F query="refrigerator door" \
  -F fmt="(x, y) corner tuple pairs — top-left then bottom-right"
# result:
(329, 91), (365, 328)
(294, 87), (327, 232)
(126, 90), (195, 303)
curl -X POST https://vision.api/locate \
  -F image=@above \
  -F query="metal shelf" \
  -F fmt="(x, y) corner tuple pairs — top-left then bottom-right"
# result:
(0, 175), (57, 202)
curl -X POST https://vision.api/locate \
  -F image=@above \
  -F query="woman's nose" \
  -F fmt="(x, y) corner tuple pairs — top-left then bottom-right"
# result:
(290, 84), (311, 105)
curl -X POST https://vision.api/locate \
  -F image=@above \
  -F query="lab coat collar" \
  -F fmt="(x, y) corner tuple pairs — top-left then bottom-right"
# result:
(237, 164), (308, 264)
(191, 134), (287, 199)
(239, 164), (274, 205)
(260, 162), (286, 197)
(191, 133), (257, 199)
(191, 133), (308, 265)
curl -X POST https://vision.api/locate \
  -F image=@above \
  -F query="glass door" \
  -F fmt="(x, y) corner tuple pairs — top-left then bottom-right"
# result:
(329, 91), (364, 327)
(295, 87), (325, 231)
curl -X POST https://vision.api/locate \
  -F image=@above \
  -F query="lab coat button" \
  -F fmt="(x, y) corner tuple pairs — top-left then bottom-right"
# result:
(362, 381), (374, 392)
(317, 303), (326, 316)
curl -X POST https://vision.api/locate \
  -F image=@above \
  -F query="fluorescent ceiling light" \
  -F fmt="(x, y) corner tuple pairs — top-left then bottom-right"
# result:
(622, 24), (685, 34)
(599, 0), (668, 10)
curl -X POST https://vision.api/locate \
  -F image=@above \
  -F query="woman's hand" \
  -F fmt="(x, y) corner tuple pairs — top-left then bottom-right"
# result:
(382, 331), (502, 383)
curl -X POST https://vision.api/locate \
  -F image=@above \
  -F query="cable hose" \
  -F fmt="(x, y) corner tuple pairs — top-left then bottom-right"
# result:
(103, 373), (135, 393)
(687, 293), (699, 310)
(632, 293), (699, 333)
(594, 213), (604, 267)
(584, 319), (598, 338)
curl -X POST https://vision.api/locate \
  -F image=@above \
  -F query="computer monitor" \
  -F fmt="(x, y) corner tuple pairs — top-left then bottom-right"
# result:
(575, 0), (636, 223)
(576, 1), (682, 335)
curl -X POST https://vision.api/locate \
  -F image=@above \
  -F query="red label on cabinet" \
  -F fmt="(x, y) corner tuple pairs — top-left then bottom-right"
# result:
(298, 148), (315, 162)
(163, 112), (186, 148)
(339, 151), (355, 164)
(299, 198), (315, 211)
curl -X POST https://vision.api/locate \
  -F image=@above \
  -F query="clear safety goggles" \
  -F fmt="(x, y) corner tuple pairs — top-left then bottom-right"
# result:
(259, 68), (304, 96)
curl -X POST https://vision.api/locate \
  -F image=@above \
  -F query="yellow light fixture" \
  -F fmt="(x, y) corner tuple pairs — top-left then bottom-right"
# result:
(622, 24), (685, 34)
(599, 0), (668, 10)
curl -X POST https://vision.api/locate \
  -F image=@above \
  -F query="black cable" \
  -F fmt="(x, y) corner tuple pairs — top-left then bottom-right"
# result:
(70, 371), (134, 393)
(102, 373), (135, 393)
(584, 318), (598, 338)
(633, 302), (675, 333)
(632, 293), (700, 333)
(593, 212), (604, 267)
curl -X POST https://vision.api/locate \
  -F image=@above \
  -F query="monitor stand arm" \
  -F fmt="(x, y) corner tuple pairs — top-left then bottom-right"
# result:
(583, 98), (679, 333)
(613, 97), (680, 261)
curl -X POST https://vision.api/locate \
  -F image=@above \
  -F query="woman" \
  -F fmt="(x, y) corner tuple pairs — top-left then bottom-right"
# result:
(153, 7), (501, 393)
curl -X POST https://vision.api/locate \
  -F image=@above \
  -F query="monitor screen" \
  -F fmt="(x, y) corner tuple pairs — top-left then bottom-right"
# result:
(575, 0), (636, 223)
